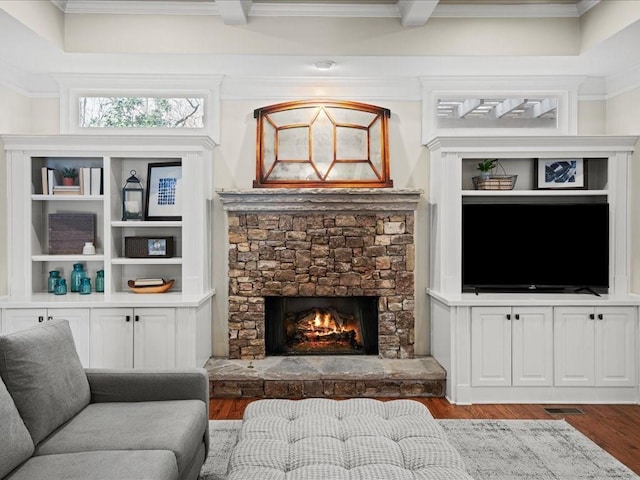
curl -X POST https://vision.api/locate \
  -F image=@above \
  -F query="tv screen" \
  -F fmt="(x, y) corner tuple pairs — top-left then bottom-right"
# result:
(462, 203), (609, 293)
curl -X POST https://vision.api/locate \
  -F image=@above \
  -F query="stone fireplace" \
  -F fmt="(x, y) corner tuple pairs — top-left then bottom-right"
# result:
(218, 188), (422, 360)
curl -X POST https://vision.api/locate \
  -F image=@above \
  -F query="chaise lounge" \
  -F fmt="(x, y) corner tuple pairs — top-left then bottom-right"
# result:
(0, 319), (209, 480)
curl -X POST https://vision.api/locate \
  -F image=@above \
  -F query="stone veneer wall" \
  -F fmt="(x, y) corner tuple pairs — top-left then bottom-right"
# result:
(227, 212), (415, 360)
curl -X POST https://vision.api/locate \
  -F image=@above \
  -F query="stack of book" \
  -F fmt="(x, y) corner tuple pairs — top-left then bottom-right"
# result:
(132, 278), (166, 287)
(53, 185), (81, 195)
(41, 166), (103, 195)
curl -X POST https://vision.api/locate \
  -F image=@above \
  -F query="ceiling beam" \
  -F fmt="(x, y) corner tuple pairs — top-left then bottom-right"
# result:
(530, 98), (558, 118)
(216, 0), (252, 25)
(494, 98), (526, 118)
(456, 99), (481, 118)
(398, 0), (439, 27)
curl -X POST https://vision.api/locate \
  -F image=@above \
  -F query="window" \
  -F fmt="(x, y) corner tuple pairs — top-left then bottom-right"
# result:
(254, 100), (393, 188)
(79, 96), (204, 129)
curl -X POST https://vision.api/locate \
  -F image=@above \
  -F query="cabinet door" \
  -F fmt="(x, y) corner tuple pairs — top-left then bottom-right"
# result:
(90, 308), (134, 368)
(471, 307), (511, 386)
(511, 307), (553, 386)
(2, 309), (48, 333)
(595, 307), (637, 387)
(47, 308), (91, 367)
(554, 307), (595, 386)
(133, 308), (176, 369)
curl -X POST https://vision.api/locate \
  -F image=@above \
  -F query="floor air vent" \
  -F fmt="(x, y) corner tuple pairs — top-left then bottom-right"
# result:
(544, 407), (585, 415)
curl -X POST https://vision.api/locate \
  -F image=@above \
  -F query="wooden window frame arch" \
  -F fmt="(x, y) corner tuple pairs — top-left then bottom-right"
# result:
(253, 100), (393, 188)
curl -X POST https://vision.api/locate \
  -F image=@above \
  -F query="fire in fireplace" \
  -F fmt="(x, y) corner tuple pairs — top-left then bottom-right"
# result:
(265, 297), (379, 356)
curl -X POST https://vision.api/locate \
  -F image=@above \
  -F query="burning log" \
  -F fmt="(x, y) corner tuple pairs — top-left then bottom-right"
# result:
(284, 307), (362, 352)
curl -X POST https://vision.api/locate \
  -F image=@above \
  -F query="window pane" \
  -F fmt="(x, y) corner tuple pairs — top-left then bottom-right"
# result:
(79, 97), (204, 128)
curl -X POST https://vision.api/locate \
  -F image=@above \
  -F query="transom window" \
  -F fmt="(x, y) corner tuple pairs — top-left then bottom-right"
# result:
(79, 96), (204, 129)
(254, 100), (393, 188)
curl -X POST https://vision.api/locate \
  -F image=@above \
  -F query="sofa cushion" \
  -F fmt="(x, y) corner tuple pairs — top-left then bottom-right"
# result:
(0, 377), (35, 478)
(5, 450), (178, 480)
(35, 399), (207, 478)
(0, 320), (90, 445)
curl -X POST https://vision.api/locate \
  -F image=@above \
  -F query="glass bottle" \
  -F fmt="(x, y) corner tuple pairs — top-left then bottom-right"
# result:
(80, 277), (91, 295)
(95, 270), (105, 293)
(47, 270), (60, 293)
(70, 263), (85, 293)
(54, 278), (67, 295)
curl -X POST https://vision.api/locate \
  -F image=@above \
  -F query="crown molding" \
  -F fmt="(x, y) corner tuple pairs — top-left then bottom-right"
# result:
(53, 0), (600, 19)
(220, 76), (421, 101)
(57, 0), (220, 15)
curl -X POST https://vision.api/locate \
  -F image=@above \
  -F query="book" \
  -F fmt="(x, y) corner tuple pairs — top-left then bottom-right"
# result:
(133, 278), (165, 287)
(53, 185), (81, 195)
(41, 167), (55, 195)
(90, 167), (103, 195)
(81, 167), (91, 195)
(47, 168), (57, 194)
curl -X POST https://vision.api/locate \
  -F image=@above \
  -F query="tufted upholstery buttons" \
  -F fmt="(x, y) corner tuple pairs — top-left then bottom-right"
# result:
(228, 398), (473, 480)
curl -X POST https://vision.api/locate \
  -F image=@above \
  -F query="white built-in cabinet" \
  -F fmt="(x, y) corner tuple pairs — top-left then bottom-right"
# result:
(0, 135), (215, 369)
(2, 308), (91, 366)
(427, 136), (640, 404)
(471, 306), (553, 388)
(90, 308), (176, 369)
(554, 306), (636, 388)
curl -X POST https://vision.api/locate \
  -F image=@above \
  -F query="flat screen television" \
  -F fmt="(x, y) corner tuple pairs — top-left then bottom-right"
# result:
(462, 203), (609, 293)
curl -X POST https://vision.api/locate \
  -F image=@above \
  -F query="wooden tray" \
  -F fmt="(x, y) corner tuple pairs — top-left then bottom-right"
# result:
(127, 279), (175, 293)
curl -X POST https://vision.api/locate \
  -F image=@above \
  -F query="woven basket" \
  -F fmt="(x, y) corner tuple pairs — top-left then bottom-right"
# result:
(472, 174), (517, 190)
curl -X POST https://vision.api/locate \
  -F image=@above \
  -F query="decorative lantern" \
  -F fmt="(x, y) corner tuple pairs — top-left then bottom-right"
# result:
(122, 170), (144, 221)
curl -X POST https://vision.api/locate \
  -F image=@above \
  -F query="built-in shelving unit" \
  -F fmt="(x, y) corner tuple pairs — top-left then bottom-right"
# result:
(0, 134), (216, 369)
(426, 135), (640, 405)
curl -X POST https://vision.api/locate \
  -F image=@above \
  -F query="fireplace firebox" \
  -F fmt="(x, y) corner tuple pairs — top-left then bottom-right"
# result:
(265, 297), (379, 356)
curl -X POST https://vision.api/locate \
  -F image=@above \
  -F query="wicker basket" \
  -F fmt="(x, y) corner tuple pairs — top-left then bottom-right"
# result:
(472, 174), (518, 190)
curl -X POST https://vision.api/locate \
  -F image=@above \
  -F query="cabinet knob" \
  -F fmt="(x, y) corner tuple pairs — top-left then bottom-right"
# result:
(515, 314), (520, 320)
(506, 314), (511, 320)
(126, 315), (131, 322)
(135, 315), (140, 322)
(589, 313), (595, 320)
(38, 316), (44, 323)
(597, 313), (603, 320)
(47, 316), (53, 322)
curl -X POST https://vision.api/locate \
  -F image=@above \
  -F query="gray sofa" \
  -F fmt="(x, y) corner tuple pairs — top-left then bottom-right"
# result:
(0, 319), (209, 480)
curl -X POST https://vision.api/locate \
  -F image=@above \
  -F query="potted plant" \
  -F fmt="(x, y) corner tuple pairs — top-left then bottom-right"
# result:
(61, 167), (78, 186)
(477, 159), (496, 179)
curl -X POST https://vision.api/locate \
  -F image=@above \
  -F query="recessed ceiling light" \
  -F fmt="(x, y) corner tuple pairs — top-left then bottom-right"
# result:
(315, 60), (335, 71)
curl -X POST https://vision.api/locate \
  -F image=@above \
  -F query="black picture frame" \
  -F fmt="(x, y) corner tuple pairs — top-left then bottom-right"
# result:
(535, 158), (587, 189)
(144, 161), (182, 220)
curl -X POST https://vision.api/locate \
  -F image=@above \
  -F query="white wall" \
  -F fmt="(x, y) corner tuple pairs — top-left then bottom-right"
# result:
(577, 99), (606, 135)
(64, 14), (579, 56)
(0, 85), (36, 296)
(606, 87), (640, 293)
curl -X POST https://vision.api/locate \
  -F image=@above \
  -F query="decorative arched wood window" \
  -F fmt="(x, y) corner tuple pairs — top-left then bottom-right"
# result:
(254, 100), (392, 188)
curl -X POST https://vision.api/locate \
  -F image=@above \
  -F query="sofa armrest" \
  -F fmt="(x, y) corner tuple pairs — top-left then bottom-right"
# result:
(85, 368), (210, 456)
(85, 368), (209, 404)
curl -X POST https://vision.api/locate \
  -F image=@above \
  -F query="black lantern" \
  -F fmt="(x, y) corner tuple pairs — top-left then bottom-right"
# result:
(122, 170), (144, 221)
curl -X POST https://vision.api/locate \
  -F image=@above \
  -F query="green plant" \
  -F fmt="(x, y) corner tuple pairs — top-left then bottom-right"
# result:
(477, 159), (497, 173)
(61, 167), (78, 178)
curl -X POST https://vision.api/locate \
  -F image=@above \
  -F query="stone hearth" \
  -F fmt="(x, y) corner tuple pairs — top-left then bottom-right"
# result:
(206, 356), (445, 398)
(219, 189), (422, 360)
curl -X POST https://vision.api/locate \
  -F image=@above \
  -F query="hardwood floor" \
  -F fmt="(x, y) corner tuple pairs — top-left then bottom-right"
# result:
(209, 397), (640, 475)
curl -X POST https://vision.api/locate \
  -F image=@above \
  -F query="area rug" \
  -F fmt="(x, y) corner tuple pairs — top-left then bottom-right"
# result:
(199, 419), (639, 480)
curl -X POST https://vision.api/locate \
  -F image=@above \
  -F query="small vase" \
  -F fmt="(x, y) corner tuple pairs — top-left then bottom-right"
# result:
(62, 177), (75, 186)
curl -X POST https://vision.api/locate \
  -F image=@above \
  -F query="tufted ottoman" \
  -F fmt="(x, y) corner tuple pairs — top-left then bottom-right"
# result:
(227, 398), (474, 480)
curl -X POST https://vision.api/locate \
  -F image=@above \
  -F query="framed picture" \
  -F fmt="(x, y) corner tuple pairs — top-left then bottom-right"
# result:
(535, 158), (587, 189)
(145, 161), (182, 220)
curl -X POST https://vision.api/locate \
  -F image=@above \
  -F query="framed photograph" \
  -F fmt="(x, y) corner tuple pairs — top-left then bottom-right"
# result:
(145, 161), (182, 220)
(535, 158), (587, 189)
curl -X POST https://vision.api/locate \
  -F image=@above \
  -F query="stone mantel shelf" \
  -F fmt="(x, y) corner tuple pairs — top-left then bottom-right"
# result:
(217, 188), (423, 212)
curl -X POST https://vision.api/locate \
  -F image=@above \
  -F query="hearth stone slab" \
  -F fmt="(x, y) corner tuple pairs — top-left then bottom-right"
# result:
(206, 355), (446, 398)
